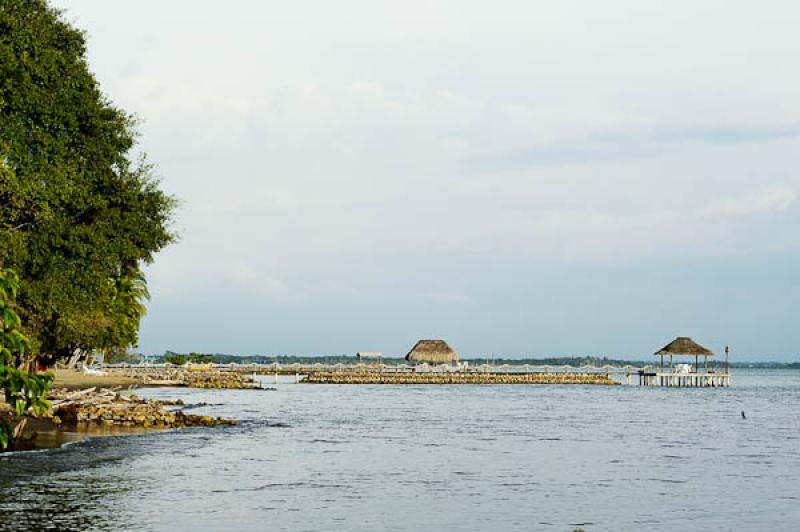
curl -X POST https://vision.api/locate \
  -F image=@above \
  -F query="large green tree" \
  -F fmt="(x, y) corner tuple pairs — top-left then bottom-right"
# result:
(0, 0), (176, 363)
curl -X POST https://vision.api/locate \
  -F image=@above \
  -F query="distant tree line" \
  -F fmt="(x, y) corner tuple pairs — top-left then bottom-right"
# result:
(147, 352), (799, 369)
(160, 353), (213, 366)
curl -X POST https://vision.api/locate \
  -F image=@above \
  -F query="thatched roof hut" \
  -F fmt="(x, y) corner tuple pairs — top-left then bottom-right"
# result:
(405, 340), (459, 364)
(654, 337), (713, 357)
(654, 336), (714, 372)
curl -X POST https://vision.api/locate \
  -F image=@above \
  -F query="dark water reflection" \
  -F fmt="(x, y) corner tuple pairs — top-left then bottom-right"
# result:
(1, 370), (799, 531)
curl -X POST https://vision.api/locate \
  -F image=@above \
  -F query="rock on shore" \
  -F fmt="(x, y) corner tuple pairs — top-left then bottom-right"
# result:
(47, 387), (236, 429)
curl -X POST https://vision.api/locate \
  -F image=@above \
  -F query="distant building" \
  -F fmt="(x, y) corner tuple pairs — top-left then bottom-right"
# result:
(356, 351), (383, 361)
(405, 339), (459, 365)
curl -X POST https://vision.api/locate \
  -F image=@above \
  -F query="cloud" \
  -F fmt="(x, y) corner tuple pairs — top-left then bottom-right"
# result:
(475, 122), (800, 171)
(53, 0), (800, 358)
(702, 183), (796, 218)
(424, 292), (476, 305)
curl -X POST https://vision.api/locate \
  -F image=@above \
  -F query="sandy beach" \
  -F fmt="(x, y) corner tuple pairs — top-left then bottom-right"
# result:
(51, 369), (140, 390)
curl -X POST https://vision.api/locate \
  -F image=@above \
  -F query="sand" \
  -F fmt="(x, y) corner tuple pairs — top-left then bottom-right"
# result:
(51, 369), (139, 390)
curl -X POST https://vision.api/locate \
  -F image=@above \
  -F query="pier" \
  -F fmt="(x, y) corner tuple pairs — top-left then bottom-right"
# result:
(225, 363), (696, 386)
(219, 362), (730, 386)
(642, 337), (731, 388)
(108, 359), (731, 388)
(638, 370), (730, 387)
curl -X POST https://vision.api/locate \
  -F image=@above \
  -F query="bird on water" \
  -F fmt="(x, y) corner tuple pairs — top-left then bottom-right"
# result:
(741, 411), (746, 419)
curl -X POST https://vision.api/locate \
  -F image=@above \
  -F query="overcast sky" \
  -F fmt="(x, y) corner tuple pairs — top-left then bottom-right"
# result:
(54, 0), (800, 360)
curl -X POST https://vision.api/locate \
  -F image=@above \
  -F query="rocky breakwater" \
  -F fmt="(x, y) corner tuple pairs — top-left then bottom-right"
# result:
(47, 387), (237, 429)
(184, 371), (254, 389)
(107, 367), (256, 389)
(303, 371), (618, 385)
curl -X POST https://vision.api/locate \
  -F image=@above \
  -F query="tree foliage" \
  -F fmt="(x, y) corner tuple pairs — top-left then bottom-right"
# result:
(165, 354), (187, 366)
(189, 353), (213, 364)
(0, 0), (175, 362)
(0, 269), (28, 367)
(104, 347), (141, 365)
(1, 269), (52, 449)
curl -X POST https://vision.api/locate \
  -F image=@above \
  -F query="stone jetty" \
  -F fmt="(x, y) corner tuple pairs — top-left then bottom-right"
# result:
(47, 387), (237, 428)
(302, 371), (618, 385)
(104, 367), (256, 389)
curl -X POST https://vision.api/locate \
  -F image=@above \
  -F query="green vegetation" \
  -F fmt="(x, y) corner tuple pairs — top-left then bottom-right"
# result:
(160, 352), (372, 365)
(0, 0), (175, 365)
(164, 354), (187, 366)
(162, 352), (214, 365)
(1, 269), (52, 449)
(104, 347), (141, 365)
(189, 353), (213, 364)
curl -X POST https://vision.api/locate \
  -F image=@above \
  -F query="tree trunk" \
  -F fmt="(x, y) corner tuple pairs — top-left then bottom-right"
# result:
(66, 348), (83, 369)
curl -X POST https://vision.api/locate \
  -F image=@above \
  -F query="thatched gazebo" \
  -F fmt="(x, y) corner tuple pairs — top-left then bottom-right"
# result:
(405, 340), (459, 365)
(654, 337), (713, 372)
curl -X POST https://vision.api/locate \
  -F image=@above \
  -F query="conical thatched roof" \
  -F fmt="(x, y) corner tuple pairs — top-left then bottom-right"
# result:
(654, 337), (713, 357)
(405, 339), (459, 364)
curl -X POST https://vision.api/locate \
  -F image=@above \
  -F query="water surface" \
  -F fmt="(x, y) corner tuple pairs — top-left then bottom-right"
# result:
(1, 370), (798, 531)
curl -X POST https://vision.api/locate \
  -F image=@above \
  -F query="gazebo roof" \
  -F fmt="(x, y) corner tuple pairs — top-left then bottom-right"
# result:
(654, 337), (713, 357)
(405, 340), (459, 364)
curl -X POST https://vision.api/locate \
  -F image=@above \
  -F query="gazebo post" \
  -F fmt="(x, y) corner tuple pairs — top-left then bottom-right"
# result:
(695, 354), (698, 373)
(660, 354), (663, 370)
(726, 346), (729, 374)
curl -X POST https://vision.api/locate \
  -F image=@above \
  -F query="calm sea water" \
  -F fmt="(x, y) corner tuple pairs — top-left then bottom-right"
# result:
(1, 370), (799, 532)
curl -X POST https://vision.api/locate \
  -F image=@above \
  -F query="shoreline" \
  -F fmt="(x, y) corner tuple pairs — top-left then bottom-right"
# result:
(1, 407), (158, 453)
(3, 414), (165, 454)
(2, 377), (239, 454)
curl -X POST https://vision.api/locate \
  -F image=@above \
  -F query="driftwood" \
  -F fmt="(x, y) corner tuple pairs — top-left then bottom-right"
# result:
(69, 386), (96, 397)
(11, 418), (27, 440)
(114, 394), (135, 402)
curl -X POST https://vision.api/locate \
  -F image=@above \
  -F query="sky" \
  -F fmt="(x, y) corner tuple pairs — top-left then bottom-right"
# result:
(53, 0), (800, 360)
